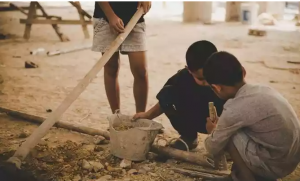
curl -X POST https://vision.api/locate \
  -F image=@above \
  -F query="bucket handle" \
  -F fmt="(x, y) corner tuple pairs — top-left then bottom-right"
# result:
(155, 137), (190, 152)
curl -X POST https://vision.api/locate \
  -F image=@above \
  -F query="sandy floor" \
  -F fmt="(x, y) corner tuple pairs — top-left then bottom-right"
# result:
(0, 5), (300, 181)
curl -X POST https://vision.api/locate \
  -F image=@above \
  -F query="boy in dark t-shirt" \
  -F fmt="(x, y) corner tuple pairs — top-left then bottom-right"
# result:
(92, 2), (151, 114)
(133, 40), (225, 150)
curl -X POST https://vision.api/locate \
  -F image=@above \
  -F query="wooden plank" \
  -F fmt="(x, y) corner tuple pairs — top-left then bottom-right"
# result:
(20, 19), (92, 25)
(69, 1), (92, 19)
(23, 2), (37, 40)
(0, 107), (110, 139)
(73, 1), (89, 39)
(36, 2), (69, 42)
(171, 168), (224, 179)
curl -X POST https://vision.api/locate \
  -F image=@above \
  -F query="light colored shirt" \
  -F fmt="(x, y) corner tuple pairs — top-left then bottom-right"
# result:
(205, 84), (300, 177)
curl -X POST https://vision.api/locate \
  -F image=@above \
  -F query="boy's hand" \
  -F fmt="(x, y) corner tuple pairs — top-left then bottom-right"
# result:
(138, 1), (151, 14)
(108, 14), (124, 33)
(206, 117), (218, 134)
(132, 112), (149, 122)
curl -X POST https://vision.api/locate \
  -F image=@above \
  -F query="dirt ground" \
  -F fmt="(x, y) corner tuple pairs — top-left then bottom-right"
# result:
(0, 5), (300, 181)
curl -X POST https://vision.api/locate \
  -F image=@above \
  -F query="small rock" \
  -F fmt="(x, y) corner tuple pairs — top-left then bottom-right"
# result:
(97, 175), (112, 181)
(169, 170), (175, 175)
(127, 169), (138, 175)
(46, 109), (52, 112)
(38, 140), (48, 146)
(94, 135), (106, 145)
(138, 169), (147, 174)
(73, 174), (81, 181)
(89, 161), (104, 172)
(149, 172), (158, 177)
(120, 159), (132, 168)
(82, 159), (92, 171)
(19, 130), (30, 138)
(141, 166), (151, 172)
(102, 140), (110, 145)
(25, 61), (38, 68)
(94, 146), (104, 152)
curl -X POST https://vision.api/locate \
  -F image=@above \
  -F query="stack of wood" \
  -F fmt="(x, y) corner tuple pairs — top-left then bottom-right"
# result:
(248, 28), (267, 37)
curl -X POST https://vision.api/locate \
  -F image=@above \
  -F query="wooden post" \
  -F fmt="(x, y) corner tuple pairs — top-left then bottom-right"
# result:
(74, 1), (90, 39)
(23, 2), (37, 40)
(225, 2), (242, 22)
(36, 2), (69, 42)
(183, 2), (212, 23)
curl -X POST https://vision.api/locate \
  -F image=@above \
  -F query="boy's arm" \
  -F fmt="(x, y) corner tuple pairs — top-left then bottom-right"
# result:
(97, 2), (116, 20)
(204, 107), (247, 156)
(133, 103), (163, 120)
(97, 2), (124, 33)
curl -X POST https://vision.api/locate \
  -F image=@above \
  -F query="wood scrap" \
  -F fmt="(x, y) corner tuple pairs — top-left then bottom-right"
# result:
(47, 44), (92, 56)
(248, 28), (267, 37)
(0, 107), (110, 139)
(151, 145), (215, 169)
(25, 61), (38, 68)
(182, 166), (230, 176)
(287, 61), (300, 64)
(171, 167), (224, 179)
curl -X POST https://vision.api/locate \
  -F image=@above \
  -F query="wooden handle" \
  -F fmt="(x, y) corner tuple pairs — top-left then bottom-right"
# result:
(208, 102), (228, 171)
(12, 8), (144, 161)
(208, 102), (217, 122)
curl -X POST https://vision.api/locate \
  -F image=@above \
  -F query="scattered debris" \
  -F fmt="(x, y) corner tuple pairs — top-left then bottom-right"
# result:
(47, 44), (92, 57)
(94, 135), (106, 145)
(19, 130), (30, 138)
(97, 175), (112, 181)
(89, 161), (104, 172)
(257, 13), (278, 26)
(30, 48), (46, 55)
(248, 28), (266, 37)
(94, 145), (104, 152)
(149, 172), (159, 177)
(120, 159), (132, 169)
(287, 61), (300, 65)
(73, 175), (81, 181)
(0, 33), (9, 40)
(127, 169), (138, 175)
(25, 61), (38, 68)
(81, 159), (92, 171)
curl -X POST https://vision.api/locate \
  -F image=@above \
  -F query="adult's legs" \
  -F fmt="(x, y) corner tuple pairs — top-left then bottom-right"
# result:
(128, 51), (148, 113)
(104, 52), (121, 113)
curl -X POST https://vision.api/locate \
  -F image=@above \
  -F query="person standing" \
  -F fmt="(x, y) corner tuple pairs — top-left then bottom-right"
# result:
(92, 2), (151, 113)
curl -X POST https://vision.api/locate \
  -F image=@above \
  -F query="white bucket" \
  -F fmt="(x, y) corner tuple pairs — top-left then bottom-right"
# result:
(240, 3), (259, 24)
(108, 113), (163, 161)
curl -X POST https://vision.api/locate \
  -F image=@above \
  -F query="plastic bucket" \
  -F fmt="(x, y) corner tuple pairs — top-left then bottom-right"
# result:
(240, 3), (259, 24)
(108, 113), (163, 161)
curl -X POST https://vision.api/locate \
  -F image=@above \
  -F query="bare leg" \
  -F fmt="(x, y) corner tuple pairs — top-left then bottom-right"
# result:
(226, 140), (256, 181)
(104, 52), (120, 113)
(128, 51), (148, 113)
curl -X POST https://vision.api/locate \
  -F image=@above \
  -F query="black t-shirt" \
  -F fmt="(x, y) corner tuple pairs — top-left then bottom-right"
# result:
(93, 2), (145, 26)
(156, 68), (225, 135)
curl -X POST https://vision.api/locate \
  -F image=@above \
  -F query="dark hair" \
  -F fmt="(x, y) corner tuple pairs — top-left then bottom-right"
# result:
(186, 40), (217, 72)
(203, 51), (244, 86)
